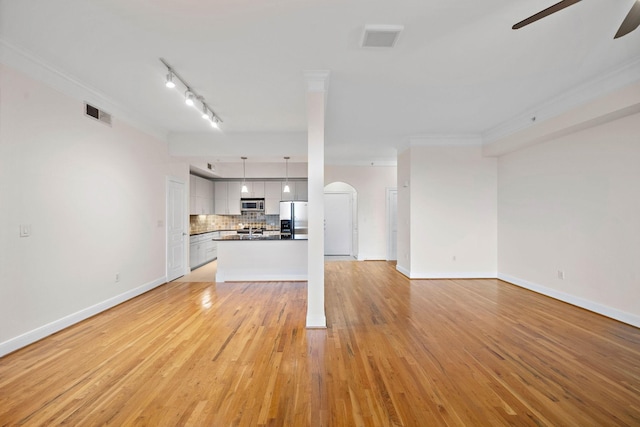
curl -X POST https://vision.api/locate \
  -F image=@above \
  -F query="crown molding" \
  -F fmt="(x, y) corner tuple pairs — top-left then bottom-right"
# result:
(409, 134), (483, 146)
(483, 56), (640, 145)
(0, 37), (168, 142)
(304, 70), (331, 93)
(483, 78), (640, 157)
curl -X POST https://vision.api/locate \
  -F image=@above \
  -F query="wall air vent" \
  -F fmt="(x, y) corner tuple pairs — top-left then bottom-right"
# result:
(361, 25), (404, 48)
(84, 103), (112, 126)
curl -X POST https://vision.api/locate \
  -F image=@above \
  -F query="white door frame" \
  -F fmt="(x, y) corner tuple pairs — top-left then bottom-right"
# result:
(386, 187), (398, 261)
(166, 176), (188, 281)
(324, 190), (356, 258)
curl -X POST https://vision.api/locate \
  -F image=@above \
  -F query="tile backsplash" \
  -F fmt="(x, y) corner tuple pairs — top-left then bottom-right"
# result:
(190, 213), (280, 234)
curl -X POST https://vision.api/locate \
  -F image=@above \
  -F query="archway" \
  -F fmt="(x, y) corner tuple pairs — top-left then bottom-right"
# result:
(324, 182), (358, 259)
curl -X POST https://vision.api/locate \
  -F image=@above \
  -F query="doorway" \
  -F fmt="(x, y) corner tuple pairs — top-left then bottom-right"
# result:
(324, 182), (357, 258)
(167, 177), (187, 281)
(386, 188), (398, 261)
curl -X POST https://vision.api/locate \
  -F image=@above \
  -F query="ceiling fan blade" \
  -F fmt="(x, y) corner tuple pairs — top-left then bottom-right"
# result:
(614, 0), (640, 38)
(513, 0), (582, 30)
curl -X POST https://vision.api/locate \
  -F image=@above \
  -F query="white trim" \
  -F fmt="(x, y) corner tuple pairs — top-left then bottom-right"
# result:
(216, 273), (308, 282)
(357, 253), (388, 261)
(396, 264), (411, 277)
(325, 159), (397, 167)
(304, 70), (331, 93)
(386, 187), (398, 261)
(0, 37), (168, 142)
(498, 273), (640, 328)
(0, 276), (167, 357)
(306, 314), (327, 328)
(408, 271), (497, 279)
(409, 134), (483, 147)
(483, 56), (640, 144)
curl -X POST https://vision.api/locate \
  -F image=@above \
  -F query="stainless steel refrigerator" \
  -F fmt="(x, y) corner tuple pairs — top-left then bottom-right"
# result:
(279, 201), (308, 239)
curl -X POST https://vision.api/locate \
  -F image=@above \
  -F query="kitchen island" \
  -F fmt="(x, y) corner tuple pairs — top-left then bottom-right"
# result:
(214, 236), (308, 282)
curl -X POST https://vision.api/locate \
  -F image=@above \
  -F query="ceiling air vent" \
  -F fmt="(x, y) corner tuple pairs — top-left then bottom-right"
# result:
(361, 25), (404, 48)
(84, 103), (112, 126)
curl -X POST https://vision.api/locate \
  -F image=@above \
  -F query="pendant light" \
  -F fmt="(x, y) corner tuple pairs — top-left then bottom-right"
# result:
(241, 157), (249, 194)
(283, 157), (291, 193)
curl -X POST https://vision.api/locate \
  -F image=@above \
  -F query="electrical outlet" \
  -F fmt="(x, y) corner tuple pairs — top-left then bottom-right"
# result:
(557, 270), (564, 280)
(115, 273), (120, 283)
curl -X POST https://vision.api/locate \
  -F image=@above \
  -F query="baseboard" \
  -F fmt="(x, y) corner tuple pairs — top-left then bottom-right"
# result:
(217, 273), (308, 282)
(396, 264), (410, 277)
(408, 271), (497, 279)
(356, 253), (387, 261)
(498, 273), (640, 328)
(0, 276), (167, 357)
(306, 314), (327, 328)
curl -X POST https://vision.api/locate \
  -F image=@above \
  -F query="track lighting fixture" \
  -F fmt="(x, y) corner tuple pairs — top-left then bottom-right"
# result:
(159, 58), (223, 130)
(185, 91), (195, 107)
(241, 157), (249, 193)
(283, 157), (291, 193)
(165, 72), (176, 88)
(210, 116), (220, 129)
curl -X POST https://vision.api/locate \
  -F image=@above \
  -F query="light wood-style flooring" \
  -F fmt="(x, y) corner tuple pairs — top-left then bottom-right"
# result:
(1, 261), (639, 426)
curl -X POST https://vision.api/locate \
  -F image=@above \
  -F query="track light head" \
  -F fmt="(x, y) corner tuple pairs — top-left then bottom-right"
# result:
(165, 72), (176, 88)
(201, 104), (209, 119)
(185, 91), (195, 107)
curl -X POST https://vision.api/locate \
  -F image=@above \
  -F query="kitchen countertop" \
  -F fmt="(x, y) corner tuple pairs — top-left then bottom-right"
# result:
(190, 229), (279, 236)
(214, 235), (307, 241)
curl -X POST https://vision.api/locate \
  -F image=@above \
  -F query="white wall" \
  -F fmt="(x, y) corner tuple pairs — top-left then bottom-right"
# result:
(325, 165), (397, 260)
(0, 64), (174, 355)
(396, 150), (411, 275)
(497, 112), (640, 327)
(402, 145), (498, 278)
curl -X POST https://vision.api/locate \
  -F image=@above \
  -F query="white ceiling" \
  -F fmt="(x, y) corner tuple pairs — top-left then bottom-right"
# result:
(1, 0), (639, 164)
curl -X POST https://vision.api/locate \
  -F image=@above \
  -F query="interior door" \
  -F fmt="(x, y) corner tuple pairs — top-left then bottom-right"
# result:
(324, 193), (352, 256)
(167, 178), (186, 281)
(387, 189), (398, 261)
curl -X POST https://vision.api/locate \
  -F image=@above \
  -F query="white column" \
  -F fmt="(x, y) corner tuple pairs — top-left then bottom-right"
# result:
(305, 70), (330, 328)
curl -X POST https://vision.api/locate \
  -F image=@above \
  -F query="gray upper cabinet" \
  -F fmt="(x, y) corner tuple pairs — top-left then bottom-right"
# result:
(216, 181), (243, 215)
(265, 181), (282, 215)
(281, 180), (308, 201)
(244, 181), (265, 198)
(190, 175), (214, 215)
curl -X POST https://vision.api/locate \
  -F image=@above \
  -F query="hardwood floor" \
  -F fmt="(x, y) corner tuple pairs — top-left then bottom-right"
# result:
(1, 261), (639, 426)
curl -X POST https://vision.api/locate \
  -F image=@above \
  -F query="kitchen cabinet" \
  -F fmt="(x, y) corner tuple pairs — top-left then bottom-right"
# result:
(214, 181), (242, 215)
(189, 232), (218, 269)
(243, 181), (265, 198)
(214, 182), (228, 215)
(190, 175), (214, 215)
(281, 180), (308, 201)
(264, 181), (282, 215)
(190, 176), (197, 214)
(227, 182), (242, 214)
(295, 181), (308, 201)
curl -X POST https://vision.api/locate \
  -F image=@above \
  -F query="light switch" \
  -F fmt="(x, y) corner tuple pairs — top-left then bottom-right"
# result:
(20, 224), (31, 237)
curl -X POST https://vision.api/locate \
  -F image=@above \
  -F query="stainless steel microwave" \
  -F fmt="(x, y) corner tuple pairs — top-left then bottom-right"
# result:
(241, 198), (265, 212)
